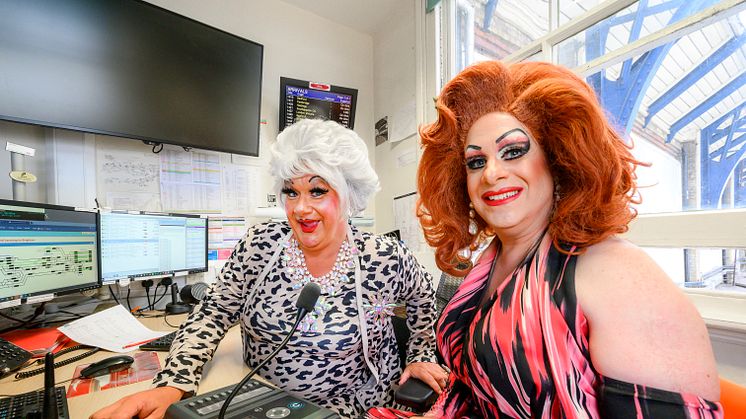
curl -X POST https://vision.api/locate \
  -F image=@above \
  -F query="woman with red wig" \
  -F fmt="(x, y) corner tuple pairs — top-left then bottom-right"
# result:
(413, 61), (721, 418)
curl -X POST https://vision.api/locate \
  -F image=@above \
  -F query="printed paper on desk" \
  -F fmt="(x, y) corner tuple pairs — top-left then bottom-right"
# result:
(57, 305), (169, 353)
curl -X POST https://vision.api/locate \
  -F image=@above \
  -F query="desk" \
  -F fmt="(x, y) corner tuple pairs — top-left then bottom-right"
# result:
(0, 314), (249, 418)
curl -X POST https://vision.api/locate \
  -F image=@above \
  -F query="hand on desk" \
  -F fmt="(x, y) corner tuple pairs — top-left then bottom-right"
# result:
(89, 386), (184, 419)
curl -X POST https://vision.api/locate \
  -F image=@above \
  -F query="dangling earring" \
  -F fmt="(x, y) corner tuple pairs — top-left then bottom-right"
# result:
(468, 202), (478, 236)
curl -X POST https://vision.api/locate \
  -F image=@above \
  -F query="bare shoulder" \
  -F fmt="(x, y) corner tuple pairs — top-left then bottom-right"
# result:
(575, 237), (720, 401)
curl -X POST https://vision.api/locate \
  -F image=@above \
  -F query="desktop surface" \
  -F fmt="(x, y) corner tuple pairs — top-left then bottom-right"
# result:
(0, 313), (250, 418)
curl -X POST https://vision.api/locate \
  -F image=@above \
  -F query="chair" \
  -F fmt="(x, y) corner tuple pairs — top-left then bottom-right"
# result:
(435, 271), (465, 319)
(392, 270), (465, 412)
(720, 377), (746, 418)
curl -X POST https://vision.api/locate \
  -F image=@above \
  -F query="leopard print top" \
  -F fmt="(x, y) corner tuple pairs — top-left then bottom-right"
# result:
(152, 222), (437, 417)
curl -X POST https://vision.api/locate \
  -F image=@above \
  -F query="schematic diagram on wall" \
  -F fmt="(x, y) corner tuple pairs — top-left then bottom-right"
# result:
(0, 246), (95, 291)
(96, 136), (162, 212)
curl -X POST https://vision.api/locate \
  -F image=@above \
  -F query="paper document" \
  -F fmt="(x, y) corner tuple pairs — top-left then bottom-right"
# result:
(58, 305), (170, 353)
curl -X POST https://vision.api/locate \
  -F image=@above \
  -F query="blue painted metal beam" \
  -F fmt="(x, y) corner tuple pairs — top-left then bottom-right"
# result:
(589, 0), (715, 134)
(645, 33), (746, 127)
(608, 0), (682, 26)
(668, 72), (746, 142)
(700, 102), (746, 207)
(621, 0), (649, 81)
(701, 132), (746, 207)
(483, 0), (499, 30)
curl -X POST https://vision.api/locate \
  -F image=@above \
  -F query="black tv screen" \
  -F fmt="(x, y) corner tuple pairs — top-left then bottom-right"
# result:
(279, 77), (357, 131)
(0, 0), (263, 156)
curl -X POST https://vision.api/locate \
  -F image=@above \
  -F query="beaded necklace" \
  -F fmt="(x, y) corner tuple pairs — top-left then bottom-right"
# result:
(282, 237), (357, 333)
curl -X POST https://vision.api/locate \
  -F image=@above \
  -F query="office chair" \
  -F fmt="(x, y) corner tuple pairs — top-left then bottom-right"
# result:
(393, 270), (465, 412)
(720, 377), (746, 418)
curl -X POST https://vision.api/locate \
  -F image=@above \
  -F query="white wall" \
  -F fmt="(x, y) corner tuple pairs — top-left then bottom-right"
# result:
(144, 0), (376, 218)
(371, 1), (441, 279)
(1, 0), (377, 222)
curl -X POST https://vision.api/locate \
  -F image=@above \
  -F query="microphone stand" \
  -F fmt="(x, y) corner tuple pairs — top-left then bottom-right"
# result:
(217, 307), (309, 419)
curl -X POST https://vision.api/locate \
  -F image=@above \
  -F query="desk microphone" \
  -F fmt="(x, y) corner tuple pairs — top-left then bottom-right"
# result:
(217, 282), (320, 419)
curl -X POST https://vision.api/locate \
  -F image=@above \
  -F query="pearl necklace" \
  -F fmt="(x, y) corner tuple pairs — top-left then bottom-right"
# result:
(282, 237), (357, 333)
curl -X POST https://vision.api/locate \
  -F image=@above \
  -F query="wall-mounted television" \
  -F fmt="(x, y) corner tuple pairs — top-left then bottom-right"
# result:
(279, 77), (357, 131)
(0, 0), (263, 156)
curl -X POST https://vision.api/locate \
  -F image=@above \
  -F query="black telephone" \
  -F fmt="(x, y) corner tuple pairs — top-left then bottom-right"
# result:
(0, 353), (70, 419)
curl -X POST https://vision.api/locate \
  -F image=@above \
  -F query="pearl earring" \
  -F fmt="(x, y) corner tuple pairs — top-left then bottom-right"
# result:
(468, 202), (478, 236)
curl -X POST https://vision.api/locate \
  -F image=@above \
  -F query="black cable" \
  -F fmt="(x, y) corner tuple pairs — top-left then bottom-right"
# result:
(56, 310), (86, 318)
(151, 285), (169, 309)
(0, 302), (46, 323)
(152, 143), (163, 153)
(15, 347), (100, 380)
(144, 286), (152, 311)
(108, 285), (120, 305)
(126, 287), (132, 312)
(0, 303), (47, 334)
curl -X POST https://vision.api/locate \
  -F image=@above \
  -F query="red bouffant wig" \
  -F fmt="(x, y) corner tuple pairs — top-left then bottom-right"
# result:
(418, 61), (642, 276)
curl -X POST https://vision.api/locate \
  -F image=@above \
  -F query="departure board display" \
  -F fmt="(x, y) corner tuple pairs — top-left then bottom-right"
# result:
(279, 77), (358, 131)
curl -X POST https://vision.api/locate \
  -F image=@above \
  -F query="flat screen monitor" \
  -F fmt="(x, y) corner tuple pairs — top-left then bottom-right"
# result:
(0, 0), (263, 156)
(0, 200), (100, 302)
(279, 77), (357, 131)
(100, 211), (207, 283)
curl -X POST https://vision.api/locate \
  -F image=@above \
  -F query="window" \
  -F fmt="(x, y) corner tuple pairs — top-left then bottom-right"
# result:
(449, 0), (550, 66)
(439, 0), (746, 301)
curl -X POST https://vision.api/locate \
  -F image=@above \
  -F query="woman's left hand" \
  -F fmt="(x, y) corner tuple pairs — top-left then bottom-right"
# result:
(399, 362), (449, 394)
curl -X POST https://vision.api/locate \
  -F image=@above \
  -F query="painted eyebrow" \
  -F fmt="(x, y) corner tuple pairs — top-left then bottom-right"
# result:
(308, 175), (323, 182)
(465, 145), (482, 151)
(495, 128), (528, 143)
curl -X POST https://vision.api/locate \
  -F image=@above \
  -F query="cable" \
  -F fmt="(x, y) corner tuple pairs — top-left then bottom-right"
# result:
(15, 346), (100, 380)
(163, 312), (179, 328)
(0, 302), (46, 323)
(0, 303), (47, 334)
(150, 285), (169, 309)
(108, 285), (120, 305)
(126, 287), (132, 312)
(152, 143), (163, 153)
(56, 310), (86, 318)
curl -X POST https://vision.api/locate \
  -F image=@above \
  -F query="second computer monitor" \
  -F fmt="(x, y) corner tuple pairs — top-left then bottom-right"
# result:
(100, 212), (207, 283)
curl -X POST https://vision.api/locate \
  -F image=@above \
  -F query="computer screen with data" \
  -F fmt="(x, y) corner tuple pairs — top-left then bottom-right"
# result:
(0, 200), (100, 302)
(100, 212), (207, 283)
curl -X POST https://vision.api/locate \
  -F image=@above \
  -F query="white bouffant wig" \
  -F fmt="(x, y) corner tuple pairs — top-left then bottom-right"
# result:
(269, 119), (380, 218)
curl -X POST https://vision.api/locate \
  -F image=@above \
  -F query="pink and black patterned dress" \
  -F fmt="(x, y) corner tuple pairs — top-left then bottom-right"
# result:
(431, 233), (722, 418)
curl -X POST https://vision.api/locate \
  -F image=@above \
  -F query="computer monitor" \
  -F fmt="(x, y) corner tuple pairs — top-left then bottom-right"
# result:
(279, 77), (358, 131)
(0, 200), (100, 302)
(100, 211), (207, 283)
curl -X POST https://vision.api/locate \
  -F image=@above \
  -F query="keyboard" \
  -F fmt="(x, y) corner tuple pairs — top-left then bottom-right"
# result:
(0, 387), (69, 419)
(140, 331), (177, 351)
(0, 337), (33, 378)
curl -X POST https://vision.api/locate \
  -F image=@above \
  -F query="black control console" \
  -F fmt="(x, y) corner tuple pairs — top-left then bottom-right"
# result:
(164, 379), (338, 419)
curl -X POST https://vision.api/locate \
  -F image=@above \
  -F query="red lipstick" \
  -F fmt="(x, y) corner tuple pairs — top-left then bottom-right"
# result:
(298, 220), (319, 233)
(482, 188), (521, 206)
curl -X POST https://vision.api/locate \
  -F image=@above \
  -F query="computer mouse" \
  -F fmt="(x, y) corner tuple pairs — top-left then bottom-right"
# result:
(80, 355), (134, 379)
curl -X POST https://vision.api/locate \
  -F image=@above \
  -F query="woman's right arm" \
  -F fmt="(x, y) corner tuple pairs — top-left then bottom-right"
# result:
(90, 227), (258, 419)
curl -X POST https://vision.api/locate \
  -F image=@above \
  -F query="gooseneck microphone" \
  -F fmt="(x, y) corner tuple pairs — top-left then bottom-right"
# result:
(217, 282), (321, 419)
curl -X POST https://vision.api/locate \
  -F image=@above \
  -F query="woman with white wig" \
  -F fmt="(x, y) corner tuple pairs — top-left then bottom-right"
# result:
(91, 119), (444, 419)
